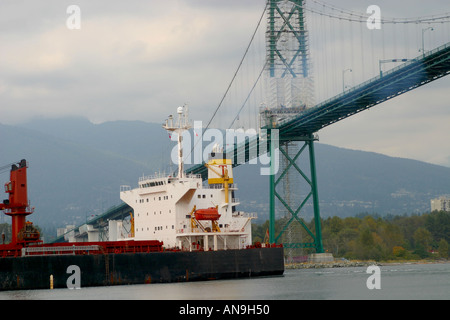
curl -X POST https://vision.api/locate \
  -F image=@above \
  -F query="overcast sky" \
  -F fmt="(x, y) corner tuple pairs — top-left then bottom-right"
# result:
(0, 1), (449, 167)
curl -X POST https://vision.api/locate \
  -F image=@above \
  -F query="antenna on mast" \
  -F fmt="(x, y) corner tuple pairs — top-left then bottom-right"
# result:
(163, 105), (191, 178)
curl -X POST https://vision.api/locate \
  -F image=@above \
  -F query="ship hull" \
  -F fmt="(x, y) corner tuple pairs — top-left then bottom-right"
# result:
(0, 247), (284, 291)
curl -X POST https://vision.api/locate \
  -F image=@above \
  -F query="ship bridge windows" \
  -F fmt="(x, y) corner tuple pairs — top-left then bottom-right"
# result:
(140, 180), (166, 188)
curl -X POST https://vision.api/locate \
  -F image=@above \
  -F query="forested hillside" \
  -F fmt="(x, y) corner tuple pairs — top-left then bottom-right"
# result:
(253, 211), (450, 260)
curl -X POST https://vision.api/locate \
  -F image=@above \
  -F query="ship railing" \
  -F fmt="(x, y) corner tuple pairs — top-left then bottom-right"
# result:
(120, 185), (131, 192)
(3, 205), (35, 215)
(139, 172), (168, 182)
(21, 245), (102, 257)
(232, 211), (257, 219)
(185, 174), (202, 179)
(138, 173), (202, 182)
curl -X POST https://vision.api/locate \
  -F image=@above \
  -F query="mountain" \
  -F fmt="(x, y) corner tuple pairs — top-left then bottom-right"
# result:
(1, 117), (449, 234)
(0, 118), (171, 230)
(233, 143), (450, 221)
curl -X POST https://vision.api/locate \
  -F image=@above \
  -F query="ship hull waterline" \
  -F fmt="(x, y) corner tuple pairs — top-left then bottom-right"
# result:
(0, 247), (284, 291)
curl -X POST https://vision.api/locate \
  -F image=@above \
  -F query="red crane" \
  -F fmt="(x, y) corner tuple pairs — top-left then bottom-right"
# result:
(0, 159), (40, 246)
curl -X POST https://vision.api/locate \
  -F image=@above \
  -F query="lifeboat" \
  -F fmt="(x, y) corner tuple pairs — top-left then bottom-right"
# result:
(194, 207), (220, 221)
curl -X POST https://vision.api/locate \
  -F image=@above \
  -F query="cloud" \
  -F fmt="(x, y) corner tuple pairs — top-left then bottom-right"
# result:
(0, 1), (265, 124)
(0, 0), (449, 167)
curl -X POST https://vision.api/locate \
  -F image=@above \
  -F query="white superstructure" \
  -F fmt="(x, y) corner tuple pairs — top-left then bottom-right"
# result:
(118, 106), (255, 251)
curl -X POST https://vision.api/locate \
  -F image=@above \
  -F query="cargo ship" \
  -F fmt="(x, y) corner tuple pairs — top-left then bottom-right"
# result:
(0, 107), (284, 291)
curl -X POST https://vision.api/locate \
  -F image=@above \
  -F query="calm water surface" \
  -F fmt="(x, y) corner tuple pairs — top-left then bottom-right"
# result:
(1, 263), (448, 300)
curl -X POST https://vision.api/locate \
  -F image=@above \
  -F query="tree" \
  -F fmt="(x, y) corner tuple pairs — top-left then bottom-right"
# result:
(327, 216), (343, 234)
(438, 239), (449, 259)
(414, 227), (432, 250)
(252, 210), (450, 261)
(413, 227), (432, 258)
(391, 214), (426, 250)
(425, 211), (450, 244)
(360, 228), (374, 247)
(393, 246), (407, 258)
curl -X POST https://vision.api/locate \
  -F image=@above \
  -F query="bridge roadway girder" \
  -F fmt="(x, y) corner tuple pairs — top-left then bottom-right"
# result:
(279, 42), (450, 138)
(51, 202), (132, 243)
(187, 41), (450, 176)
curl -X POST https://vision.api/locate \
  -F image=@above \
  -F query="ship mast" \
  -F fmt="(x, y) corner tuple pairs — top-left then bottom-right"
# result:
(163, 105), (191, 178)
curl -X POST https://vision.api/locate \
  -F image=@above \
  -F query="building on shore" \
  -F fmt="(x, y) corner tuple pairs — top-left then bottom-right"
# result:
(431, 196), (450, 212)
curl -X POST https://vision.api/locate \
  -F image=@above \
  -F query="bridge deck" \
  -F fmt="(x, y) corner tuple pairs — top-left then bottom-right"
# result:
(279, 42), (450, 137)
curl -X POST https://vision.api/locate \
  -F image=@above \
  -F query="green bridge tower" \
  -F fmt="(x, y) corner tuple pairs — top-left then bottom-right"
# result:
(263, 0), (324, 255)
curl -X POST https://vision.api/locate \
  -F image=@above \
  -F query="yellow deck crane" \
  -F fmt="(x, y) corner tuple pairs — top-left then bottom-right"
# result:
(204, 159), (233, 205)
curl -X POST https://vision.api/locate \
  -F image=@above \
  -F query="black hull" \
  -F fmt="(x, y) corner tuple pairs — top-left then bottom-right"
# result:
(0, 247), (284, 291)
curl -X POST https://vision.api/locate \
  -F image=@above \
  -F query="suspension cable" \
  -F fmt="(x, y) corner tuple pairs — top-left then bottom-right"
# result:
(203, 1), (268, 132)
(294, 0), (450, 24)
(228, 59), (268, 129)
(182, 1), (269, 167)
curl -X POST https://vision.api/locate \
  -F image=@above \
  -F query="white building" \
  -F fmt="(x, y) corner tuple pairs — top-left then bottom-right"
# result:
(431, 196), (450, 212)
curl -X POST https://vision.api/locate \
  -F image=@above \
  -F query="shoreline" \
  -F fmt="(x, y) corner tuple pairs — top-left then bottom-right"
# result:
(285, 259), (450, 269)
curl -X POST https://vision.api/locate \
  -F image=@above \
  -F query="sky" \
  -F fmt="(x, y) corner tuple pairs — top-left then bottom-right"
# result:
(0, 0), (449, 167)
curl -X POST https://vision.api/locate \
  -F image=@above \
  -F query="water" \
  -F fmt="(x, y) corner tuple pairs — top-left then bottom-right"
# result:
(0, 263), (448, 300)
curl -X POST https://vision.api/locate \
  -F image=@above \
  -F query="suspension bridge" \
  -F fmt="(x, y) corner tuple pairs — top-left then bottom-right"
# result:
(53, 1), (450, 253)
